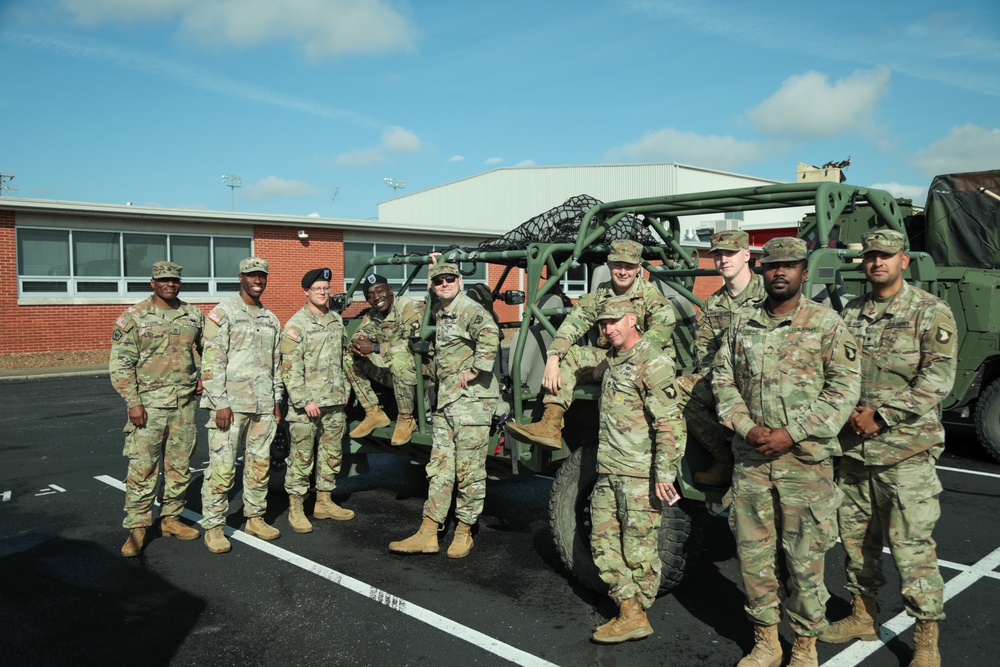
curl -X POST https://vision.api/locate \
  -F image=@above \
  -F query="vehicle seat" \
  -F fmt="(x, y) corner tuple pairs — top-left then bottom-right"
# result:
(508, 293), (565, 394)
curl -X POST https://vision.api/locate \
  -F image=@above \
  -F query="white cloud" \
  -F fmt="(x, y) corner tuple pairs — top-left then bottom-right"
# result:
(747, 68), (890, 138)
(335, 147), (385, 167)
(870, 182), (927, 203)
(514, 159), (536, 167)
(604, 128), (771, 169)
(307, 212), (321, 217)
(912, 124), (1000, 177)
(335, 125), (422, 166)
(244, 175), (320, 200)
(447, 155), (465, 163)
(59, 0), (417, 58)
(483, 157), (503, 165)
(382, 126), (420, 154)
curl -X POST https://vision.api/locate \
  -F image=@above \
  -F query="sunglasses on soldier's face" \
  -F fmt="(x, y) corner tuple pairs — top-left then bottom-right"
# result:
(432, 275), (458, 286)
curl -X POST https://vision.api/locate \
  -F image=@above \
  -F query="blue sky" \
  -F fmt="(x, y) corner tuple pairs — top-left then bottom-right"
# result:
(1, 0), (998, 221)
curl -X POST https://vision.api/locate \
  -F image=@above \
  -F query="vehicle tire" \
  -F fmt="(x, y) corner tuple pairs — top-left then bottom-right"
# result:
(548, 445), (705, 595)
(974, 378), (1000, 464)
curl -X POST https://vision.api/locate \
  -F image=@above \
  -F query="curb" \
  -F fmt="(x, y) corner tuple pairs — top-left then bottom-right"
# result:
(0, 365), (110, 381)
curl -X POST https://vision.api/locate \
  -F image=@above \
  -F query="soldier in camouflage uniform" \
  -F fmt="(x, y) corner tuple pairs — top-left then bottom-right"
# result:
(389, 262), (500, 559)
(347, 273), (426, 446)
(677, 230), (766, 487)
(111, 261), (205, 557)
(507, 239), (676, 450)
(200, 256), (284, 553)
(820, 230), (956, 667)
(588, 296), (687, 644)
(280, 268), (355, 535)
(712, 237), (860, 667)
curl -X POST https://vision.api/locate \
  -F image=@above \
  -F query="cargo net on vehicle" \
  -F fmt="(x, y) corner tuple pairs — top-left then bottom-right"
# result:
(476, 194), (659, 253)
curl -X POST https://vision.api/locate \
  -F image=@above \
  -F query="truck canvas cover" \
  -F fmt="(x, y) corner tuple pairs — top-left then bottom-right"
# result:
(925, 170), (1000, 268)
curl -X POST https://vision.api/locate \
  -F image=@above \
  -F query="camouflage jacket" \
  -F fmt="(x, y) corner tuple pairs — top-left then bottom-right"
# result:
(840, 282), (957, 464)
(597, 336), (687, 483)
(693, 273), (765, 374)
(354, 295), (425, 377)
(281, 305), (351, 414)
(546, 275), (676, 359)
(712, 298), (861, 462)
(433, 291), (500, 409)
(109, 297), (204, 408)
(200, 294), (283, 414)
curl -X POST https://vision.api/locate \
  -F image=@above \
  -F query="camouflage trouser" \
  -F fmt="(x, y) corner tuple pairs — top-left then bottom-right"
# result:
(121, 397), (197, 528)
(542, 346), (606, 410)
(590, 473), (662, 608)
(284, 406), (346, 497)
(727, 455), (842, 635)
(837, 453), (945, 620)
(346, 354), (416, 414)
(675, 373), (729, 458)
(201, 411), (277, 529)
(423, 396), (497, 525)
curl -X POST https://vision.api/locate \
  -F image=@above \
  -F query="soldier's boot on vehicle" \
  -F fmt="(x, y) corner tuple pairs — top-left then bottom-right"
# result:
(692, 443), (734, 486)
(391, 414), (417, 446)
(447, 522), (474, 559)
(909, 620), (941, 667)
(161, 515), (200, 540)
(287, 496), (313, 534)
(505, 405), (565, 450)
(121, 527), (146, 557)
(788, 635), (819, 667)
(349, 406), (391, 439)
(737, 624), (783, 667)
(314, 491), (355, 521)
(245, 517), (281, 541)
(819, 594), (880, 644)
(204, 527), (232, 554)
(591, 597), (653, 644)
(388, 516), (440, 554)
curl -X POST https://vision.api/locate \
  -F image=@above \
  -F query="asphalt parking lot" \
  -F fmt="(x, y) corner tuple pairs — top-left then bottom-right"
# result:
(1, 373), (998, 666)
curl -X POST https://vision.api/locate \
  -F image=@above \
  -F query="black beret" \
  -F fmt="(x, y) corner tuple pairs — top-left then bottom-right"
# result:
(301, 267), (332, 289)
(362, 273), (389, 295)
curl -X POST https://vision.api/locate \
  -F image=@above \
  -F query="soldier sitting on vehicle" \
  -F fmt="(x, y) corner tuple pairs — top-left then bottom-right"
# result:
(506, 239), (676, 450)
(347, 273), (426, 446)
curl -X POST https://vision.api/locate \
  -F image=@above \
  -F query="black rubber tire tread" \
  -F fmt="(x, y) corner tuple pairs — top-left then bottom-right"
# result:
(548, 445), (704, 594)
(974, 378), (1000, 464)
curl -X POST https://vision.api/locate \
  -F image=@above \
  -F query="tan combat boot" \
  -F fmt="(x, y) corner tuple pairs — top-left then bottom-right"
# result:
(447, 522), (474, 559)
(314, 491), (355, 521)
(391, 414), (417, 446)
(692, 444), (734, 486)
(161, 515), (200, 540)
(909, 620), (941, 667)
(287, 496), (313, 534)
(121, 527), (146, 557)
(819, 594), (879, 644)
(788, 635), (818, 667)
(505, 405), (565, 450)
(349, 406), (391, 438)
(388, 517), (440, 554)
(245, 517), (280, 540)
(204, 526), (232, 554)
(737, 624), (783, 667)
(592, 597), (654, 644)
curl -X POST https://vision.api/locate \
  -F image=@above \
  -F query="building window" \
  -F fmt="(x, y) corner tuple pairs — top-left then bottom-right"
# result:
(344, 242), (485, 292)
(16, 227), (252, 297)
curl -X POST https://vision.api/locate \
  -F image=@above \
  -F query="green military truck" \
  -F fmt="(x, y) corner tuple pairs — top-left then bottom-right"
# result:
(332, 169), (1000, 594)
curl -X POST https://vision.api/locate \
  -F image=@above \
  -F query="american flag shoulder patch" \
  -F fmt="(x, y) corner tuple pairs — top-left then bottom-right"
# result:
(207, 310), (223, 324)
(116, 317), (128, 329)
(286, 328), (301, 341)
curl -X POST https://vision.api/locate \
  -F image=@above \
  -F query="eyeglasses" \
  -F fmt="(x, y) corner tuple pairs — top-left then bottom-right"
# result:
(431, 275), (458, 286)
(309, 287), (332, 293)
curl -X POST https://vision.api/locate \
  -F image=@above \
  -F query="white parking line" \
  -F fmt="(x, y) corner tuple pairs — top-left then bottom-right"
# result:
(937, 465), (1000, 479)
(94, 475), (557, 667)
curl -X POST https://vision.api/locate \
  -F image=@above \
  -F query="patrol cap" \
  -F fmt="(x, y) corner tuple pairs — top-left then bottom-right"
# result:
(429, 263), (460, 280)
(362, 272), (389, 295)
(301, 267), (332, 289)
(709, 230), (749, 253)
(607, 239), (643, 265)
(861, 229), (906, 255)
(151, 261), (182, 279)
(760, 237), (808, 264)
(239, 256), (269, 274)
(596, 296), (637, 321)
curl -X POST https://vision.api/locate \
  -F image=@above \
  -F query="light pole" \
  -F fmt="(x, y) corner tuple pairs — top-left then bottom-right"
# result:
(222, 174), (242, 211)
(384, 177), (405, 197)
(0, 173), (15, 197)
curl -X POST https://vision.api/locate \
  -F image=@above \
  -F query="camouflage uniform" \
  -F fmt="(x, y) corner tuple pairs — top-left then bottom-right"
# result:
(591, 331), (686, 609)
(281, 305), (352, 497)
(713, 248), (860, 636)
(838, 273), (957, 621)
(200, 292), (283, 529)
(423, 289), (500, 526)
(348, 295), (425, 415)
(110, 290), (204, 529)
